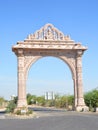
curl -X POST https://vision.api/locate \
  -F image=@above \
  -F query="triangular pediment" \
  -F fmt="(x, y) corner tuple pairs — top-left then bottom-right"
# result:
(12, 23), (87, 52)
(26, 23), (71, 41)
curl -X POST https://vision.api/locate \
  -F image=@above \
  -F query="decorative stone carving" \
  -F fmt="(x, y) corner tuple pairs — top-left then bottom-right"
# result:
(27, 23), (65, 40)
(12, 23), (88, 111)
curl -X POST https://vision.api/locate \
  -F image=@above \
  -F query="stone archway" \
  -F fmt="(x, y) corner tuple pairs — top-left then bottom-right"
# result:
(12, 23), (88, 111)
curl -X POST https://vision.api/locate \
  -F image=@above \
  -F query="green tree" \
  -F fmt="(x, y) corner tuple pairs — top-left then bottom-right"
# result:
(55, 95), (66, 108)
(67, 95), (74, 106)
(45, 100), (55, 107)
(27, 93), (36, 105)
(0, 97), (5, 108)
(54, 94), (74, 109)
(84, 89), (98, 109)
(13, 96), (18, 104)
(36, 96), (45, 106)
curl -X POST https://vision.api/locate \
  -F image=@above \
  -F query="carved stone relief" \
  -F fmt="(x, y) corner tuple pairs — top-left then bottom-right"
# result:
(12, 23), (88, 111)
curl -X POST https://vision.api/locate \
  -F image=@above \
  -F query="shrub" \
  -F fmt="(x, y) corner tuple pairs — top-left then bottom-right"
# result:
(84, 90), (98, 108)
(6, 101), (16, 113)
(26, 110), (33, 115)
(15, 110), (21, 115)
(15, 109), (33, 115)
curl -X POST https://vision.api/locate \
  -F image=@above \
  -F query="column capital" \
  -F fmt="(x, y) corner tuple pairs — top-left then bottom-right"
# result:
(76, 50), (83, 57)
(16, 49), (24, 57)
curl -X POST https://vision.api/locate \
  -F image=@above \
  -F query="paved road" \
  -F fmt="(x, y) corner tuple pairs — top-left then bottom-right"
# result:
(0, 110), (6, 119)
(0, 107), (98, 130)
(30, 106), (66, 112)
(30, 106), (70, 117)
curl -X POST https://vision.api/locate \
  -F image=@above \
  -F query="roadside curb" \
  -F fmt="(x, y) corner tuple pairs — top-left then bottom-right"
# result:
(1, 112), (38, 120)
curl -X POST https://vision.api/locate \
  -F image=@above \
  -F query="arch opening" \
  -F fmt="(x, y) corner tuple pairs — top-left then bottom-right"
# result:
(25, 55), (75, 81)
(26, 56), (73, 97)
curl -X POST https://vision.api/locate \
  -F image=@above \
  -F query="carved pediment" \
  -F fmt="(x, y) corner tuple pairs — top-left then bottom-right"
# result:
(27, 23), (69, 41)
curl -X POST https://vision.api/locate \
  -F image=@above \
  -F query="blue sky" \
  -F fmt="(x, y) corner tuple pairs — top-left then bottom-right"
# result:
(0, 0), (98, 99)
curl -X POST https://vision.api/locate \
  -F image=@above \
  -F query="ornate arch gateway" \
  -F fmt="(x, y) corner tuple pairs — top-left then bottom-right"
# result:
(12, 23), (88, 111)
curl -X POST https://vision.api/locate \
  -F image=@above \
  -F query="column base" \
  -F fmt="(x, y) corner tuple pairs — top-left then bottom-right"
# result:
(14, 106), (28, 115)
(15, 99), (28, 114)
(76, 105), (89, 112)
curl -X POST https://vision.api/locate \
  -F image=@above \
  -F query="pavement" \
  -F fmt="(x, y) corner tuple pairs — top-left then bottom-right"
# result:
(0, 107), (98, 130)
(0, 106), (98, 119)
(0, 111), (98, 130)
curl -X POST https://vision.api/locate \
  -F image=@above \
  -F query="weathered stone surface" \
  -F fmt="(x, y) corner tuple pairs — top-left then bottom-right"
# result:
(12, 23), (88, 111)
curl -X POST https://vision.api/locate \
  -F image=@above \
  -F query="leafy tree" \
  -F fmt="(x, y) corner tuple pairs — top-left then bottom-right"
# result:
(45, 100), (55, 107)
(67, 95), (74, 106)
(26, 93), (74, 109)
(54, 95), (66, 108)
(27, 93), (36, 105)
(0, 97), (4, 102)
(27, 93), (33, 105)
(0, 97), (4, 105)
(84, 89), (98, 109)
(13, 96), (18, 104)
(55, 93), (61, 100)
(36, 96), (45, 106)
(54, 95), (74, 109)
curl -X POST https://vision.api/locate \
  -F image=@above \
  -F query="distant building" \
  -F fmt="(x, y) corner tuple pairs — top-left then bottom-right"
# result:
(45, 92), (55, 100)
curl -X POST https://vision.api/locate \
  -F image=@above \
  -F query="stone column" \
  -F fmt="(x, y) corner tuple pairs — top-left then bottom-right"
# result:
(17, 49), (27, 108)
(73, 76), (77, 109)
(76, 50), (87, 111)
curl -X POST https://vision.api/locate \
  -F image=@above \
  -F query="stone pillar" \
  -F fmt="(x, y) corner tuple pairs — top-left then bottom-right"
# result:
(17, 49), (27, 108)
(76, 50), (88, 111)
(73, 77), (77, 109)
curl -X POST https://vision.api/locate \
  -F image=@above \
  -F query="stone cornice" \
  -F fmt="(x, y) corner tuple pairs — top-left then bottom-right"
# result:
(12, 43), (87, 51)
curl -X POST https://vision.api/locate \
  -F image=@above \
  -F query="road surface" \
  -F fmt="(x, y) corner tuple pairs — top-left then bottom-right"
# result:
(0, 107), (98, 130)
